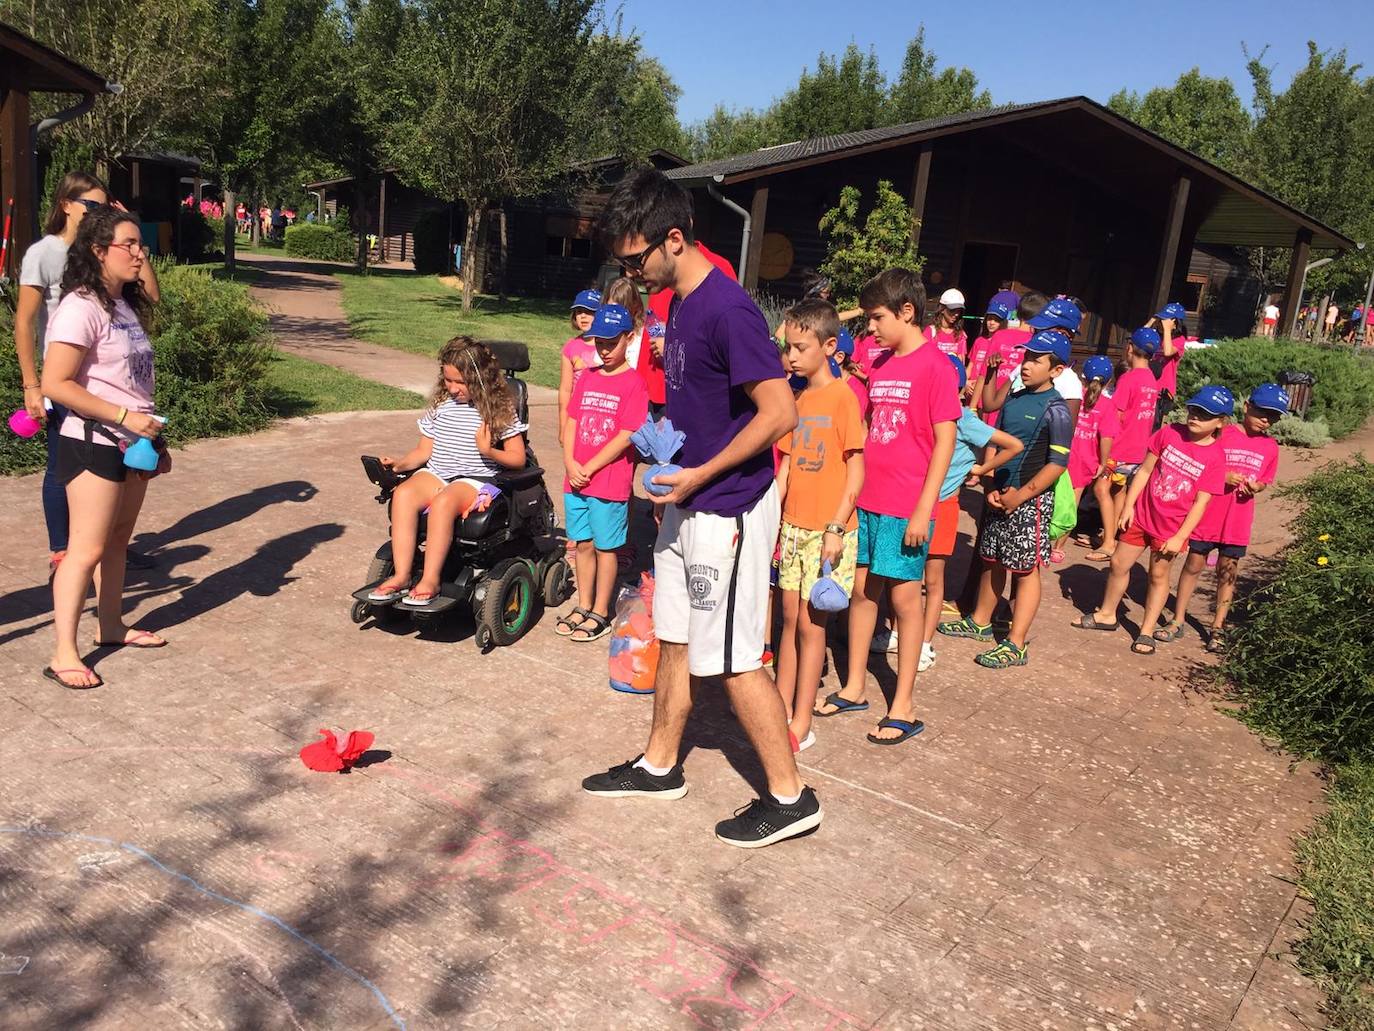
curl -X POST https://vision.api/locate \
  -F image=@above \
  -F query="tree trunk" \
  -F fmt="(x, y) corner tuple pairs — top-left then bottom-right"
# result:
(460, 199), (486, 311)
(223, 187), (236, 272)
(354, 178), (368, 271)
(498, 205), (509, 302)
(249, 192), (260, 247)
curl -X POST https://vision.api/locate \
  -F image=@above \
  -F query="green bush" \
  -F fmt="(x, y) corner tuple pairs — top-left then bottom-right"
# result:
(412, 208), (452, 274)
(1223, 457), (1374, 763)
(284, 222), (355, 262)
(0, 285), (48, 475)
(1269, 413), (1333, 448)
(1178, 337), (1374, 439)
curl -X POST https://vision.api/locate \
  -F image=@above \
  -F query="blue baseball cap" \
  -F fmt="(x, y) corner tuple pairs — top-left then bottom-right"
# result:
(1129, 326), (1161, 356)
(836, 329), (855, 357)
(1028, 297), (1082, 332)
(1155, 301), (1187, 322)
(1248, 383), (1291, 416)
(584, 303), (634, 339)
(570, 288), (602, 312)
(947, 352), (968, 392)
(1023, 329), (1072, 365)
(986, 299), (1014, 322)
(1187, 385), (1235, 417)
(1083, 355), (1115, 382)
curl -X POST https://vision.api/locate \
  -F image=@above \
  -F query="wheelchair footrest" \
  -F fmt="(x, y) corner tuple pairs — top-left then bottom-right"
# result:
(399, 594), (461, 615)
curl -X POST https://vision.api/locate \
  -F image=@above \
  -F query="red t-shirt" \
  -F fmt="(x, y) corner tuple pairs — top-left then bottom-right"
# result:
(1191, 424), (1279, 546)
(564, 367), (649, 501)
(1134, 425), (1227, 541)
(1109, 367), (1161, 465)
(637, 242), (737, 404)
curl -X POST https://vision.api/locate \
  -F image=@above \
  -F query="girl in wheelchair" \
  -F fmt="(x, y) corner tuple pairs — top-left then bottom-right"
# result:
(368, 336), (529, 606)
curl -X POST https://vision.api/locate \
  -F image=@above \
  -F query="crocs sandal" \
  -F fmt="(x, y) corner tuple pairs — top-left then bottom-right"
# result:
(1152, 622), (1185, 643)
(867, 717), (924, 745)
(1131, 635), (1156, 656)
(975, 641), (1028, 668)
(43, 666), (102, 690)
(1050, 548), (1066, 564)
(570, 612), (612, 642)
(94, 629), (166, 648)
(555, 607), (593, 637)
(1072, 613), (1119, 632)
(814, 691), (869, 717)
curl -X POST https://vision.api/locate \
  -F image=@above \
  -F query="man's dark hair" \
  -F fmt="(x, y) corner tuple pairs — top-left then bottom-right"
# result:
(858, 268), (925, 322)
(782, 298), (840, 345)
(599, 168), (695, 250)
(1018, 291), (1048, 322)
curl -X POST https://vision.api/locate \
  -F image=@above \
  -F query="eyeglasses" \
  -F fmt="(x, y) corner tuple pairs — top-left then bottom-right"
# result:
(617, 234), (668, 274)
(107, 240), (147, 256)
(75, 198), (104, 211)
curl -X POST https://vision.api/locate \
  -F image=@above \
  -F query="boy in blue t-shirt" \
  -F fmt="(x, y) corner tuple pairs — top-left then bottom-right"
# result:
(919, 354), (1024, 671)
(939, 331), (1072, 668)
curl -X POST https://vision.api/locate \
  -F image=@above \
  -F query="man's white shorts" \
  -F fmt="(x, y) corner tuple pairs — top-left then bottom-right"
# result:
(653, 483), (780, 678)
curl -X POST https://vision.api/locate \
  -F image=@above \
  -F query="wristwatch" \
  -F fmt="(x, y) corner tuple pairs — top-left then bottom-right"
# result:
(824, 523), (846, 536)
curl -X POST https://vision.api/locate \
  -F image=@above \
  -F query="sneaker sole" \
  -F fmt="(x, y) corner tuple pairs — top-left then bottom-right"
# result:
(715, 808), (823, 849)
(582, 784), (688, 800)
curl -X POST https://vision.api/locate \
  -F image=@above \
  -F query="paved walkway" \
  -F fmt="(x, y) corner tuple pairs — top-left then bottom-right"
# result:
(1, 261), (1362, 1027)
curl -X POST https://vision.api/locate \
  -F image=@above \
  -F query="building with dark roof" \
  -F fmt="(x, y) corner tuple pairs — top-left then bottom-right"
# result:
(665, 96), (1352, 343)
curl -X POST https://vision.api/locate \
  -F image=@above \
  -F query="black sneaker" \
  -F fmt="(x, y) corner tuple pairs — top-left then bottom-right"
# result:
(581, 755), (688, 800)
(714, 787), (822, 848)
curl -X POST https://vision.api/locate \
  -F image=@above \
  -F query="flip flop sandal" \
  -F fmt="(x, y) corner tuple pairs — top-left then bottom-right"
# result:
(43, 666), (102, 690)
(867, 717), (925, 745)
(814, 691), (869, 717)
(95, 629), (166, 648)
(1152, 622), (1185, 643)
(367, 582), (409, 602)
(1131, 635), (1156, 656)
(1085, 550), (1114, 562)
(555, 607), (593, 637)
(570, 613), (613, 642)
(401, 590), (440, 607)
(1072, 613), (1119, 631)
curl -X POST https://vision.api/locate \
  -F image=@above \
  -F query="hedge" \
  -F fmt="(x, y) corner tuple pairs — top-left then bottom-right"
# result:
(284, 223), (356, 262)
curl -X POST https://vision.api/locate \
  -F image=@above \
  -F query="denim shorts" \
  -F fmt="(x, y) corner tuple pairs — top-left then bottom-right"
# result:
(564, 492), (629, 550)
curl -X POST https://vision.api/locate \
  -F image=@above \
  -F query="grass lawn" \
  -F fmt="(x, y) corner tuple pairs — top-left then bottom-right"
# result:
(331, 268), (571, 389)
(264, 350), (422, 418)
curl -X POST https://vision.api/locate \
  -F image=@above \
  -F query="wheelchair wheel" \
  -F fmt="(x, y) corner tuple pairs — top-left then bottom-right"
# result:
(542, 558), (571, 608)
(357, 553), (403, 626)
(477, 561), (536, 648)
(349, 600), (370, 625)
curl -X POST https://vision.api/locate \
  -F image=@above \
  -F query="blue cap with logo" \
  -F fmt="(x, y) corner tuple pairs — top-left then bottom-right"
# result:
(947, 352), (968, 392)
(584, 303), (634, 339)
(1129, 326), (1161, 356)
(986, 299), (1015, 322)
(1023, 329), (1072, 365)
(1249, 382), (1291, 416)
(1155, 301), (1187, 322)
(1028, 297), (1082, 332)
(1187, 384), (1235, 417)
(836, 329), (855, 357)
(571, 288), (602, 312)
(1083, 355), (1115, 382)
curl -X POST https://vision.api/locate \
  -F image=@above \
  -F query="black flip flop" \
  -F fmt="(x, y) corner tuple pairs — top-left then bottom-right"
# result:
(1072, 613), (1119, 631)
(43, 666), (102, 690)
(814, 691), (869, 717)
(867, 717), (925, 745)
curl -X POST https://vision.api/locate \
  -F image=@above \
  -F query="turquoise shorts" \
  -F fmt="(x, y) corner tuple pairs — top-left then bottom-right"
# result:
(856, 508), (931, 582)
(564, 492), (629, 550)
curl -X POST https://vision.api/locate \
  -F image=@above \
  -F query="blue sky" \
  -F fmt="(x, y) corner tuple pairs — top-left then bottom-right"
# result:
(615, 0), (1374, 125)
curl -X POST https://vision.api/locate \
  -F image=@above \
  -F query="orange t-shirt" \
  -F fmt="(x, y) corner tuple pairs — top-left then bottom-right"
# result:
(777, 378), (866, 531)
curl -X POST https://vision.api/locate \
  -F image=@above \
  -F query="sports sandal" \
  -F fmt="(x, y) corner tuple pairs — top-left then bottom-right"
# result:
(1205, 629), (1226, 654)
(867, 717), (925, 745)
(1152, 622), (1185, 643)
(1131, 635), (1156, 656)
(555, 607), (593, 637)
(570, 612), (612, 642)
(1072, 613), (1119, 631)
(95, 629), (166, 648)
(814, 691), (869, 717)
(937, 616), (993, 641)
(43, 666), (102, 690)
(975, 641), (1028, 668)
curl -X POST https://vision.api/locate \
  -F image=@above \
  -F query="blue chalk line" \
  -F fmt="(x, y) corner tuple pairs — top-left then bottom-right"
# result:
(0, 825), (405, 1028)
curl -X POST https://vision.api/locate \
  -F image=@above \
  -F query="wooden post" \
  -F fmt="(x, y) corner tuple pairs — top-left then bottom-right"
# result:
(1279, 227), (1312, 339)
(0, 85), (35, 267)
(378, 175), (387, 262)
(223, 187), (236, 272)
(744, 180), (769, 291)
(909, 143), (932, 251)
(1150, 173), (1191, 312)
(130, 159), (141, 204)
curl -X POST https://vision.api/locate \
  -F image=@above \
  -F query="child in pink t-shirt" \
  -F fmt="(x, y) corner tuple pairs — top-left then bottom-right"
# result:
(1058, 355), (1120, 561)
(966, 298), (1014, 411)
(1148, 302), (1189, 418)
(558, 288), (602, 446)
(1169, 385), (1286, 651)
(1074, 386), (1231, 655)
(558, 304), (649, 644)
(1090, 326), (1162, 561)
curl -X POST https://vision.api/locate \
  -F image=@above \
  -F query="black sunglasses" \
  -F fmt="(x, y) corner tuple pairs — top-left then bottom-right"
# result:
(617, 234), (668, 273)
(75, 198), (104, 211)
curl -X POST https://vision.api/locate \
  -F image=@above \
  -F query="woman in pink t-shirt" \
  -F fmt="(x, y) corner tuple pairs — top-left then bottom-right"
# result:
(40, 207), (168, 688)
(925, 289), (968, 361)
(1073, 386), (1231, 656)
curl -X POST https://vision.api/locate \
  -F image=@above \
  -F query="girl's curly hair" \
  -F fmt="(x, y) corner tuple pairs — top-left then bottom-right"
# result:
(60, 206), (151, 323)
(429, 336), (517, 435)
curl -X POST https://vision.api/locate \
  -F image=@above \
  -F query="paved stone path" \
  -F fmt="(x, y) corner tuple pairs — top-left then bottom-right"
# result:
(2, 263), (1360, 1028)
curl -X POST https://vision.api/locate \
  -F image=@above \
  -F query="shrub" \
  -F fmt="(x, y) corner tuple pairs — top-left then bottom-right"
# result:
(284, 223), (355, 262)
(0, 285), (48, 475)
(412, 208), (452, 274)
(1222, 457), (1374, 763)
(819, 179), (924, 310)
(1269, 413), (1333, 448)
(1178, 337), (1374, 439)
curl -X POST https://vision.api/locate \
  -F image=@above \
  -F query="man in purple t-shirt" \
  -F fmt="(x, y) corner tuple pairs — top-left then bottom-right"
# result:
(581, 169), (822, 848)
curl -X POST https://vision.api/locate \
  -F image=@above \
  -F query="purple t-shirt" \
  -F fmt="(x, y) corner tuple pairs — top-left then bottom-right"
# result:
(664, 268), (784, 515)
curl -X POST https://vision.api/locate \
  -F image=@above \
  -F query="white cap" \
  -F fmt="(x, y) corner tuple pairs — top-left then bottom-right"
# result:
(939, 288), (966, 309)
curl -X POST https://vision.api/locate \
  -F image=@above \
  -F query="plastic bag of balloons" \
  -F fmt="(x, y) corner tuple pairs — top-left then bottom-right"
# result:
(608, 572), (658, 695)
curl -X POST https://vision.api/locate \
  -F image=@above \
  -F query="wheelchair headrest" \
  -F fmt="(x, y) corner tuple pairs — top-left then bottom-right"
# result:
(486, 340), (530, 373)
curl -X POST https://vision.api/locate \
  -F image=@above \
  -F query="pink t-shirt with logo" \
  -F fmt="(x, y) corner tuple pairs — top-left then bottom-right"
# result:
(856, 342), (962, 519)
(990, 327), (1033, 391)
(562, 335), (601, 391)
(1151, 336), (1188, 396)
(47, 290), (155, 448)
(853, 333), (884, 377)
(1067, 394), (1121, 489)
(925, 325), (968, 361)
(845, 373), (870, 420)
(1191, 424), (1279, 546)
(1109, 367), (1161, 465)
(967, 334), (997, 383)
(1134, 425), (1226, 541)
(564, 367), (649, 501)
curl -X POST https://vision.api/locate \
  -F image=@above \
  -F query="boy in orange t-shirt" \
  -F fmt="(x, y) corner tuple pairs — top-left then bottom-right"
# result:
(774, 299), (866, 752)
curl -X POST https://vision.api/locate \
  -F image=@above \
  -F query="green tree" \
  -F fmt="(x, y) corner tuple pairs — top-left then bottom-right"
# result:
(1107, 69), (1253, 173)
(771, 44), (887, 140)
(818, 180), (924, 308)
(882, 27), (990, 125)
(599, 55), (687, 160)
(686, 105), (778, 162)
